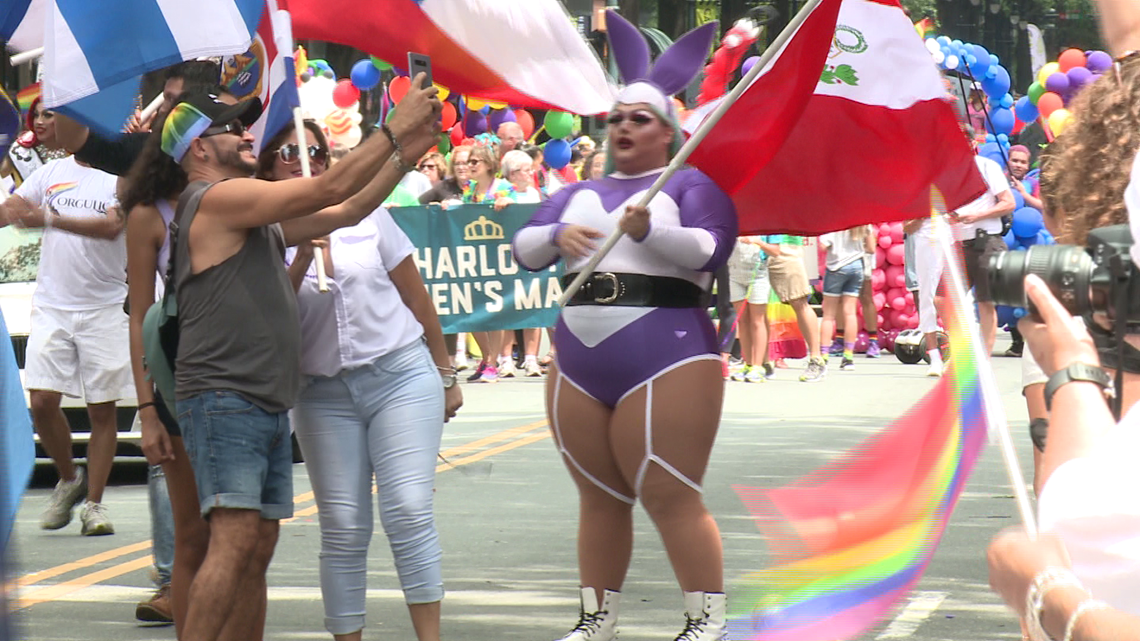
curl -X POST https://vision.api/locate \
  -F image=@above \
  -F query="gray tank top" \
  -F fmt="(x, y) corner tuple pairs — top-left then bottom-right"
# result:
(173, 181), (300, 413)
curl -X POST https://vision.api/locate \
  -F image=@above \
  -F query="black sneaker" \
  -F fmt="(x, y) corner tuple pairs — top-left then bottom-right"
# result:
(840, 357), (855, 370)
(1004, 343), (1023, 357)
(466, 362), (487, 383)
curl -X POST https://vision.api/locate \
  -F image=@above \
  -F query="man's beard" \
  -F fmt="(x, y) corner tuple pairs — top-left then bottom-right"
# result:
(213, 140), (257, 175)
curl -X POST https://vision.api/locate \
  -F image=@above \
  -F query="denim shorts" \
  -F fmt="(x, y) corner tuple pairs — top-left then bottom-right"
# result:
(176, 391), (294, 520)
(823, 258), (864, 297)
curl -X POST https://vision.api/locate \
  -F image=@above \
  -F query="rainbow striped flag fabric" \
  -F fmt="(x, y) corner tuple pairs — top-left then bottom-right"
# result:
(729, 209), (988, 640)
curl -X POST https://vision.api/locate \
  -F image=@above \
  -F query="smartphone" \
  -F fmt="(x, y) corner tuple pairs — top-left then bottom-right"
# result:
(407, 53), (433, 90)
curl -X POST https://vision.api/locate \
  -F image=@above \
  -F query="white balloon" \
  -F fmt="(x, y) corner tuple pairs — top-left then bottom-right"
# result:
(945, 55), (960, 70)
(932, 51), (946, 64)
(925, 38), (940, 54)
(332, 125), (363, 150)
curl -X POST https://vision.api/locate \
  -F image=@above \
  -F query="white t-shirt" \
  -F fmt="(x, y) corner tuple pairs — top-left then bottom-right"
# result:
(399, 170), (433, 198)
(15, 157), (125, 311)
(514, 186), (542, 204)
(1039, 401), (1140, 616)
(289, 207), (424, 377)
(819, 229), (866, 271)
(952, 155), (1011, 241)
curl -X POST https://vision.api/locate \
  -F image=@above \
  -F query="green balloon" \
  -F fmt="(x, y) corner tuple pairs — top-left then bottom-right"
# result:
(544, 111), (574, 139)
(437, 133), (451, 154)
(385, 106), (396, 123)
(371, 56), (392, 71)
(1027, 82), (1046, 105)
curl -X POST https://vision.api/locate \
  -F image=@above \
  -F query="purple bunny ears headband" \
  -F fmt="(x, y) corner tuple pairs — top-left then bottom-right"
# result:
(605, 10), (718, 120)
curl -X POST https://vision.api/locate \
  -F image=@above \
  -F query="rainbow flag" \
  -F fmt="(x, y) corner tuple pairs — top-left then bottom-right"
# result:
(730, 201), (988, 640)
(15, 83), (39, 113)
(914, 17), (935, 38)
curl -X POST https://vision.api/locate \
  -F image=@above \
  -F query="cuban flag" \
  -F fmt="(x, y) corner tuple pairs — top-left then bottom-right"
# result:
(0, 312), (33, 551)
(685, 0), (985, 236)
(1, 0), (48, 53)
(221, 0), (299, 154)
(39, 0), (265, 137)
(289, 0), (614, 115)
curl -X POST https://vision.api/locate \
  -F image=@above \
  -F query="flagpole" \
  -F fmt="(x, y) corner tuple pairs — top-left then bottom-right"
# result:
(932, 214), (1037, 537)
(558, 0), (823, 307)
(9, 48), (43, 66)
(270, 0), (329, 292)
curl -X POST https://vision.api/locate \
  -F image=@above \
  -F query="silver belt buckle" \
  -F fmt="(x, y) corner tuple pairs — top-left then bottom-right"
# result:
(593, 273), (620, 304)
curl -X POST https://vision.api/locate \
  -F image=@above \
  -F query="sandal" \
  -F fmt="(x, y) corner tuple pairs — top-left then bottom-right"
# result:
(538, 351), (555, 367)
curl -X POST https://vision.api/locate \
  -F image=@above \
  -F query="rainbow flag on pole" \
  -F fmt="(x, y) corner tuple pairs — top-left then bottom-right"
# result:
(730, 196), (989, 640)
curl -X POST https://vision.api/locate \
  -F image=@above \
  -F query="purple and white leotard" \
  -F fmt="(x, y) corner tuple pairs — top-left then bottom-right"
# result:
(513, 167), (737, 408)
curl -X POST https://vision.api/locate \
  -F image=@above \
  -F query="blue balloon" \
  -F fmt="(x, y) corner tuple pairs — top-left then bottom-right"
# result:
(480, 105), (490, 115)
(986, 107), (1015, 136)
(1014, 95), (1039, 122)
(978, 142), (1006, 167)
(997, 133), (1009, 144)
(544, 139), (572, 169)
(990, 54), (1000, 66)
(1036, 230), (1053, 246)
(1012, 189), (1025, 211)
(937, 36), (951, 46)
(1003, 230), (1019, 250)
(985, 67), (997, 80)
(350, 59), (381, 90)
(999, 93), (1014, 109)
(952, 39), (963, 48)
(969, 44), (991, 76)
(1011, 206), (1044, 238)
(1013, 307), (1028, 319)
(982, 66), (1011, 98)
(1019, 233), (1039, 247)
(985, 133), (996, 143)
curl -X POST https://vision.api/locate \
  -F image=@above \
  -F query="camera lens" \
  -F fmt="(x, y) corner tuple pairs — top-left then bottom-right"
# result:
(986, 245), (1094, 316)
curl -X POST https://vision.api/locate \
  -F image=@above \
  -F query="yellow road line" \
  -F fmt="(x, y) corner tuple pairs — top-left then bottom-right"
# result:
(12, 420), (551, 607)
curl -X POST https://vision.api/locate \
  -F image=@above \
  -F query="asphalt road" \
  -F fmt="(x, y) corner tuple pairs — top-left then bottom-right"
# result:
(9, 337), (1033, 641)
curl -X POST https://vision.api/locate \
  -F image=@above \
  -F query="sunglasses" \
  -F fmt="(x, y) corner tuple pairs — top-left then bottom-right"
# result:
(277, 143), (328, 166)
(467, 159), (483, 166)
(606, 111), (656, 127)
(419, 163), (437, 171)
(202, 119), (246, 138)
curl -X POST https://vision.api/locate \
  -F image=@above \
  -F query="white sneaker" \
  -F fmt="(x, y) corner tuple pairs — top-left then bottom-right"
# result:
(743, 367), (767, 383)
(555, 588), (620, 641)
(80, 501), (115, 536)
(524, 360), (543, 377)
(498, 359), (517, 378)
(926, 363), (943, 377)
(40, 467), (87, 530)
(453, 352), (470, 372)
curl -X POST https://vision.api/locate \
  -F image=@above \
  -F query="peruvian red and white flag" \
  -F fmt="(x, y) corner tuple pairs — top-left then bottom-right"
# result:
(221, 0), (299, 155)
(288, 0), (613, 115)
(686, 0), (985, 236)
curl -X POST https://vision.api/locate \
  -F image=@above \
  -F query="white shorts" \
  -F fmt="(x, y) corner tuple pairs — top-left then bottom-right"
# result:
(25, 304), (133, 403)
(728, 260), (771, 305)
(1022, 347), (1048, 390)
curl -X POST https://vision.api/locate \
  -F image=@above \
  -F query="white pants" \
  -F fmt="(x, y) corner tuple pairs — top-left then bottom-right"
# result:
(25, 304), (132, 403)
(912, 229), (945, 334)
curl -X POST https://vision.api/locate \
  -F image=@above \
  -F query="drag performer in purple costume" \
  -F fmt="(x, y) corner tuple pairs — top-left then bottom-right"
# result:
(512, 12), (737, 641)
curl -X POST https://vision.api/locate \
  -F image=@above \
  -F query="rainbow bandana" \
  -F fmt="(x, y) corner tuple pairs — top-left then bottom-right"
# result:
(161, 102), (214, 163)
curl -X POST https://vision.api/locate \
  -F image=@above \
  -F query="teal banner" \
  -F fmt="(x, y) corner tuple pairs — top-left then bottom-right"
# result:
(388, 204), (564, 334)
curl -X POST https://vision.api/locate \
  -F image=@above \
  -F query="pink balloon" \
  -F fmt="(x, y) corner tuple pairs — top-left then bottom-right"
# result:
(877, 313), (886, 330)
(905, 314), (919, 330)
(878, 223), (893, 239)
(878, 234), (893, 249)
(890, 310), (907, 328)
(875, 249), (886, 269)
(873, 291), (886, 310)
(905, 291), (915, 306)
(889, 223), (904, 245)
(885, 287), (903, 306)
(886, 244), (906, 266)
(892, 296), (907, 310)
(885, 265), (905, 289)
(871, 268), (885, 291)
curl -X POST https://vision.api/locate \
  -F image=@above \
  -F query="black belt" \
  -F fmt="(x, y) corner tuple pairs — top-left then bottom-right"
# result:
(563, 272), (708, 308)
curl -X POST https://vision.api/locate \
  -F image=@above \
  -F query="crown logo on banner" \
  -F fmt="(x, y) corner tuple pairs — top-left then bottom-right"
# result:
(464, 215), (505, 241)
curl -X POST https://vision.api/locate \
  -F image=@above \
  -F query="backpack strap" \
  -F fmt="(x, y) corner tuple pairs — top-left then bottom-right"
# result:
(163, 180), (213, 295)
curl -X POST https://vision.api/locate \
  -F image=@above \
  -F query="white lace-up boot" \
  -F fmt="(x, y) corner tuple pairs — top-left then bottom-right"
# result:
(674, 591), (727, 641)
(555, 587), (621, 641)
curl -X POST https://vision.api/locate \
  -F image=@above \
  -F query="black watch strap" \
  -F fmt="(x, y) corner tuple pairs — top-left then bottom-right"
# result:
(1043, 362), (1113, 411)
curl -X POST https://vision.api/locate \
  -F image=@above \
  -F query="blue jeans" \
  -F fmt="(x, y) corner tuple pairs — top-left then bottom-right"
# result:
(292, 339), (445, 635)
(147, 465), (174, 586)
(176, 391), (294, 520)
(823, 258), (864, 297)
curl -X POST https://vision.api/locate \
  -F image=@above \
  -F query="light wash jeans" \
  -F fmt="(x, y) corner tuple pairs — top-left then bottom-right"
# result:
(147, 464), (174, 586)
(292, 339), (445, 636)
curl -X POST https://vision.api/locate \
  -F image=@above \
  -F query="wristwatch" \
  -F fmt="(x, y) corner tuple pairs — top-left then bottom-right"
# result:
(441, 373), (458, 389)
(1043, 362), (1113, 411)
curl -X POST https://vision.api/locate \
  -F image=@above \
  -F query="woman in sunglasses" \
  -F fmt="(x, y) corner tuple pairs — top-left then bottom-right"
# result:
(419, 145), (470, 207)
(256, 119), (463, 641)
(512, 12), (737, 640)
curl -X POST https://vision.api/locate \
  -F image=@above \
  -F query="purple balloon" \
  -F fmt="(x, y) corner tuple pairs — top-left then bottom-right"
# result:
(1044, 72), (1070, 95)
(1066, 66), (1094, 91)
(741, 55), (760, 76)
(487, 108), (517, 131)
(1087, 50), (1113, 73)
(463, 112), (488, 137)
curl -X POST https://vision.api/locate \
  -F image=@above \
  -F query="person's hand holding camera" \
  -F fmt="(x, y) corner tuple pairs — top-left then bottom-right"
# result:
(388, 72), (443, 163)
(1018, 274), (1101, 377)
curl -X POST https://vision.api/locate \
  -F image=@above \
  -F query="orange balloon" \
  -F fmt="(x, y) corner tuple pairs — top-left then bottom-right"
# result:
(440, 101), (457, 131)
(1036, 91), (1064, 118)
(1057, 48), (1087, 73)
(389, 76), (411, 103)
(514, 109), (535, 139)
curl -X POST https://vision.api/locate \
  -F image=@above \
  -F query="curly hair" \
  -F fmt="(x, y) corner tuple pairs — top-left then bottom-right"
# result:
(118, 109), (187, 215)
(1040, 59), (1140, 246)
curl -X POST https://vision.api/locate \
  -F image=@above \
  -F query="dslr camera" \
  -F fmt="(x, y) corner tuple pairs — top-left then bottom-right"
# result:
(987, 224), (1140, 325)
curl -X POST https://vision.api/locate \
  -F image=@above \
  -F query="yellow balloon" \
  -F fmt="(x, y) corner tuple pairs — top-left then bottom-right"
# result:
(1047, 108), (1074, 136)
(485, 100), (508, 110)
(1037, 62), (1060, 86)
(433, 84), (450, 101)
(466, 96), (487, 111)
